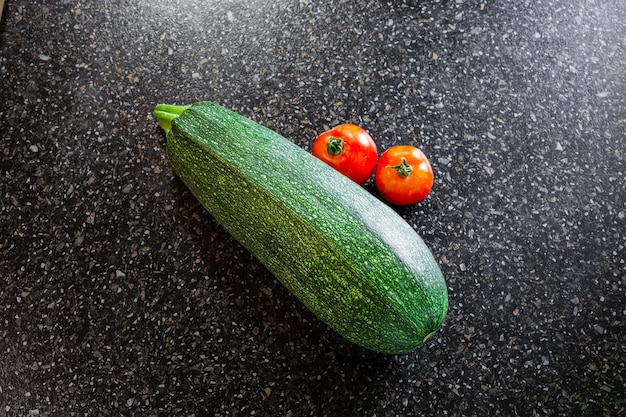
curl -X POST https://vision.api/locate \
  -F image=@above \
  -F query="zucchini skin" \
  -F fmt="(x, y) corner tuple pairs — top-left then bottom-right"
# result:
(157, 101), (448, 354)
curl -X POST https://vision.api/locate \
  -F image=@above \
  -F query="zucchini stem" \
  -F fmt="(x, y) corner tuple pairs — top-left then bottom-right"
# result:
(153, 104), (191, 134)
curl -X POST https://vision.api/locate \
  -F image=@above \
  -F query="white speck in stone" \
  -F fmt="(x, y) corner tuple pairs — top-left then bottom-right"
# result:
(555, 142), (563, 151)
(126, 398), (134, 407)
(459, 263), (466, 271)
(533, 32), (541, 39)
(116, 270), (126, 278)
(596, 91), (609, 98)
(192, 72), (201, 79)
(29, 145), (39, 153)
(227, 11), (234, 22)
(29, 409), (39, 416)
(168, 47), (174, 55)
(39, 54), (51, 61)
(122, 184), (132, 193)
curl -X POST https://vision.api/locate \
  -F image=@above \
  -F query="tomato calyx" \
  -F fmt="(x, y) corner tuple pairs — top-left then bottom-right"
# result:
(389, 157), (413, 178)
(326, 136), (344, 155)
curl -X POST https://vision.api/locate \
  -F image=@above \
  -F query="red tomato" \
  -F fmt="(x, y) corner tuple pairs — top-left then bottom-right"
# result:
(311, 124), (378, 185)
(375, 145), (434, 206)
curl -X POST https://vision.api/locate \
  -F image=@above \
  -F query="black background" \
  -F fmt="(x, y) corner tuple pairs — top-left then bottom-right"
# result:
(1, 1), (624, 416)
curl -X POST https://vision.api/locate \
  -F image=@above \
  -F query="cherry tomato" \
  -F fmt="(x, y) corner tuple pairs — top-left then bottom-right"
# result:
(375, 145), (434, 206)
(311, 124), (378, 185)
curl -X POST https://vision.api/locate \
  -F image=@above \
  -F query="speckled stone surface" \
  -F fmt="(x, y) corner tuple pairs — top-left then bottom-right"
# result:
(1, 0), (625, 416)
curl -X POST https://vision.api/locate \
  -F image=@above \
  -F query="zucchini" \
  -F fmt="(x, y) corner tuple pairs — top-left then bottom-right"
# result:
(153, 102), (448, 354)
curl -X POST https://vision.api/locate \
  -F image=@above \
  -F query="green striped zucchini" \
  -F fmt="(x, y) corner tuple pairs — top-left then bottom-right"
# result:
(153, 101), (448, 354)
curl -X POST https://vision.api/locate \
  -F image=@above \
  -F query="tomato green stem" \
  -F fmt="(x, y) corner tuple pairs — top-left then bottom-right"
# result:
(390, 157), (413, 177)
(153, 104), (191, 134)
(326, 136), (344, 155)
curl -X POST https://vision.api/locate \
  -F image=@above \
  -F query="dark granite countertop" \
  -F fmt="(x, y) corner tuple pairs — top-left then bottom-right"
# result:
(1, 1), (624, 416)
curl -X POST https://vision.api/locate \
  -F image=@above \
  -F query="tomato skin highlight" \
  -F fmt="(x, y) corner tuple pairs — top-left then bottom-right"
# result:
(375, 145), (434, 206)
(311, 124), (378, 185)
